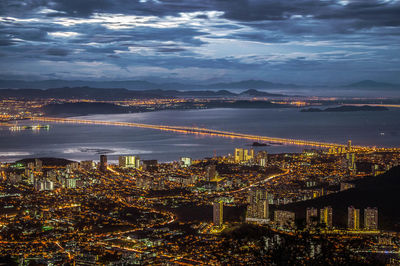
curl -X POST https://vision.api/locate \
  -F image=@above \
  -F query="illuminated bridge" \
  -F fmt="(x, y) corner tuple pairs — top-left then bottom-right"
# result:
(30, 117), (396, 151)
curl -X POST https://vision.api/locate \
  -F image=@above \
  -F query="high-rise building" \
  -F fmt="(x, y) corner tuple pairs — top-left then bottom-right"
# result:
(142, 160), (158, 171)
(80, 160), (95, 171)
(119, 156), (140, 169)
(34, 179), (45, 191)
(256, 151), (268, 167)
(206, 165), (218, 181)
(234, 148), (244, 163)
(180, 157), (192, 167)
(274, 210), (295, 229)
(320, 206), (333, 228)
(347, 140), (352, 152)
(246, 187), (269, 223)
(99, 155), (108, 172)
(346, 153), (356, 172)
(35, 159), (42, 172)
(364, 207), (378, 230)
(34, 179), (53, 191)
(348, 206), (360, 230)
(306, 207), (318, 227)
(27, 162), (35, 171)
(67, 162), (80, 172)
(66, 178), (77, 189)
(234, 148), (254, 163)
(244, 149), (254, 162)
(213, 201), (223, 227)
(45, 180), (54, 191)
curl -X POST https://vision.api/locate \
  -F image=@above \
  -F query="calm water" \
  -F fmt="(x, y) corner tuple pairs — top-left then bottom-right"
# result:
(0, 108), (399, 162)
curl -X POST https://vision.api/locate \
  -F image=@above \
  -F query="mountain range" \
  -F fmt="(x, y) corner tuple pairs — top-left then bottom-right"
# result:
(0, 79), (297, 91)
(0, 79), (398, 91)
(0, 87), (285, 100)
(345, 80), (399, 89)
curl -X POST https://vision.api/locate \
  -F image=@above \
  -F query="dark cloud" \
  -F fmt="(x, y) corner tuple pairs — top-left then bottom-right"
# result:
(228, 32), (287, 43)
(2, 0), (399, 29)
(119, 27), (207, 45)
(46, 48), (69, 56)
(0, 0), (46, 16)
(215, 0), (319, 21)
(195, 14), (209, 19)
(0, 39), (17, 46)
(50, 0), (113, 17)
(316, 1), (400, 28)
(0, 0), (399, 84)
(2, 0), (400, 33)
(13, 28), (48, 41)
(217, 0), (400, 33)
(156, 47), (186, 53)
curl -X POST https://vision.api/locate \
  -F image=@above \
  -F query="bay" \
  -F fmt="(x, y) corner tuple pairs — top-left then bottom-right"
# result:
(0, 108), (399, 162)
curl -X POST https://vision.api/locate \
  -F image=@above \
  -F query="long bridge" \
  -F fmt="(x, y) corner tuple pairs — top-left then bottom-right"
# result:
(29, 116), (396, 151)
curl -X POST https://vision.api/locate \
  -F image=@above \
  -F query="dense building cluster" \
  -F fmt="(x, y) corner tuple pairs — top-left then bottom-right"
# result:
(0, 145), (399, 264)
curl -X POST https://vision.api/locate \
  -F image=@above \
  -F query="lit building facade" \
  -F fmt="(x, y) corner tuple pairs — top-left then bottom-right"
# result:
(347, 140), (352, 152)
(213, 201), (223, 227)
(256, 151), (268, 167)
(348, 206), (360, 230)
(246, 187), (269, 224)
(364, 207), (378, 230)
(274, 210), (295, 229)
(99, 155), (108, 172)
(180, 157), (192, 167)
(320, 206), (333, 228)
(306, 207), (318, 227)
(346, 153), (356, 172)
(119, 155), (140, 169)
(234, 148), (254, 163)
(34, 179), (54, 191)
(35, 159), (42, 172)
(206, 165), (218, 181)
(66, 178), (77, 189)
(80, 160), (95, 171)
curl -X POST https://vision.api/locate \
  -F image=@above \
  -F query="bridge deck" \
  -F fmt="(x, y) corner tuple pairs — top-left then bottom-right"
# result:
(30, 117), (398, 151)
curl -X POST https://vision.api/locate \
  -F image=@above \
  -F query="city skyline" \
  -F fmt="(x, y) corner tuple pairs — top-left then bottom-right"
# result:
(0, 1), (400, 264)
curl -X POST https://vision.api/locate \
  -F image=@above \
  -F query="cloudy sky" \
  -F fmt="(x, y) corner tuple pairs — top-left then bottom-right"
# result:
(0, 0), (399, 85)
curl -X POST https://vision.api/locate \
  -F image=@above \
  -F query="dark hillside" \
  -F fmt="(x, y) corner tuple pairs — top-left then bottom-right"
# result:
(280, 166), (400, 230)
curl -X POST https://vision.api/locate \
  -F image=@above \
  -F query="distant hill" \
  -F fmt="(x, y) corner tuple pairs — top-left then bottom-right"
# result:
(1, 79), (398, 91)
(300, 105), (389, 112)
(345, 80), (399, 90)
(0, 87), (165, 100)
(0, 80), (161, 90)
(279, 166), (400, 231)
(207, 80), (298, 89)
(239, 89), (285, 97)
(0, 79), (297, 90)
(0, 87), (285, 100)
(16, 157), (75, 166)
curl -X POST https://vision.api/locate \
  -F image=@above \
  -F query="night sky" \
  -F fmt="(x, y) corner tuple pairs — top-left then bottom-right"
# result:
(1, 0), (400, 85)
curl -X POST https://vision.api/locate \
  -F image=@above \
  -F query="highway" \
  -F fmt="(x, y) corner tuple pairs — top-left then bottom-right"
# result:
(30, 116), (397, 151)
(217, 169), (290, 196)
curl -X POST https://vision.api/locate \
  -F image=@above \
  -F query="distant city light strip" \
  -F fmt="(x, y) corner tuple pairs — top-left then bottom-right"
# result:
(342, 104), (400, 108)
